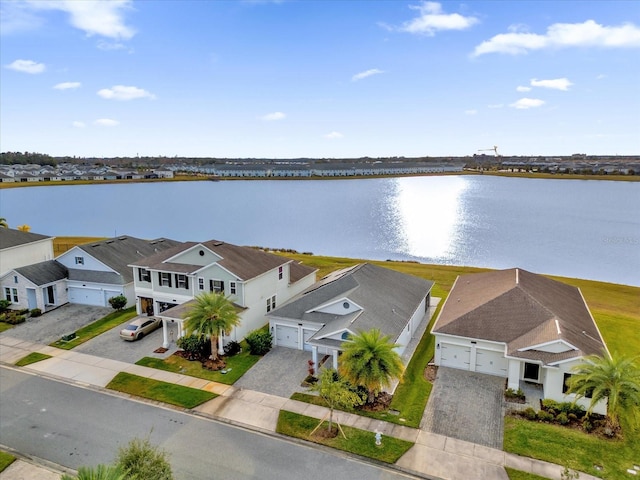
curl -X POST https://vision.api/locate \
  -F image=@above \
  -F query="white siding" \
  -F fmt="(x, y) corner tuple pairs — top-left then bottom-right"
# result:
(0, 239), (54, 276)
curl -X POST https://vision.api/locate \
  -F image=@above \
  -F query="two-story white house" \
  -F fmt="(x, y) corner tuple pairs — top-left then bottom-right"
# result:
(0, 228), (54, 276)
(129, 240), (317, 348)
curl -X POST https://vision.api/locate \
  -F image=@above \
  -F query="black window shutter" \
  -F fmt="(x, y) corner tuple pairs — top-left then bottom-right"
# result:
(185, 277), (189, 289)
(158, 272), (162, 284)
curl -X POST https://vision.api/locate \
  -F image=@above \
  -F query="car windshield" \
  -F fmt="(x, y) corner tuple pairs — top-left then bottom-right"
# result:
(124, 325), (138, 331)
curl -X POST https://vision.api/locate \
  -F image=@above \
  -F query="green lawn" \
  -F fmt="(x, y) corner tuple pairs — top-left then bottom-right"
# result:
(15, 352), (52, 366)
(0, 322), (14, 333)
(49, 307), (137, 350)
(106, 372), (216, 408)
(136, 343), (260, 385)
(505, 467), (552, 480)
(0, 451), (15, 473)
(276, 410), (413, 464)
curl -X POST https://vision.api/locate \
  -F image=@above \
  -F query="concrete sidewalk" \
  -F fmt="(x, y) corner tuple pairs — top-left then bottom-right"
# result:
(0, 335), (600, 480)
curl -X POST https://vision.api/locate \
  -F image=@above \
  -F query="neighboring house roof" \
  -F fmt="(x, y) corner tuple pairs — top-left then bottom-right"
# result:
(432, 268), (606, 365)
(75, 236), (181, 283)
(131, 240), (316, 282)
(269, 263), (433, 343)
(67, 268), (124, 285)
(0, 228), (52, 250)
(13, 260), (67, 286)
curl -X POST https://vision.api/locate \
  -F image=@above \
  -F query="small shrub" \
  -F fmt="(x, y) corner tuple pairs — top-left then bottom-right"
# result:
(0, 313), (6, 323)
(556, 412), (569, 425)
(177, 335), (210, 360)
(223, 340), (241, 356)
(541, 399), (559, 411)
(8, 315), (25, 325)
(30, 308), (42, 317)
(245, 329), (272, 355)
(537, 410), (554, 422)
(108, 295), (127, 311)
(115, 436), (173, 480)
(523, 407), (537, 420)
(582, 418), (593, 432)
(18, 308), (29, 315)
(0, 299), (11, 313)
(567, 413), (578, 422)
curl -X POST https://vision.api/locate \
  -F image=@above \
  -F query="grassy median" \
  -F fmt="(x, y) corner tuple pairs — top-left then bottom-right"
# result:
(50, 307), (137, 350)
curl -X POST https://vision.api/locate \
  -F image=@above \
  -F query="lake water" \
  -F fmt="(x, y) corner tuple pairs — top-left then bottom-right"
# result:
(1, 176), (638, 286)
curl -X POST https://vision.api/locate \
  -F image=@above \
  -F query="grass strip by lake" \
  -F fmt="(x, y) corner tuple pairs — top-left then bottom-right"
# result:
(0, 451), (16, 473)
(49, 307), (137, 350)
(504, 416), (638, 480)
(136, 343), (260, 385)
(276, 410), (413, 464)
(106, 372), (216, 408)
(15, 352), (52, 366)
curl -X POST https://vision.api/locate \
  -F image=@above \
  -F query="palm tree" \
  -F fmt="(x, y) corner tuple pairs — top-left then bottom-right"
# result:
(567, 353), (640, 430)
(61, 465), (126, 480)
(338, 328), (405, 404)
(0, 217), (7, 228)
(183, 291), (240, 361)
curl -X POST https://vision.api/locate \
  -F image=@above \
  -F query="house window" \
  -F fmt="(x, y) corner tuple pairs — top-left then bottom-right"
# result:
(524, 363), (540, 381)
(210, 280), (224, 293)
(230, 282), (236, 295)
(159, 272), (172, 287)
(278, 266), (283, 280)
(11, 288), (18, 303)
(75, 256), (84, 265)
(267, 297), (271, 312)
(267, 295), (276, 312)
(138, 268), (151, 282)
(176, 274), (189, 289)
(198, 278), (204, 291)
(4, 288), (10, 301)
(13, 276), (18, 284)
(562, 373), (572, 394)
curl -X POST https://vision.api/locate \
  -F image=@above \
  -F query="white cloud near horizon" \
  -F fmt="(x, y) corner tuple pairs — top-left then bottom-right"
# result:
(72, 121), (86, 128)
(516, 85), (531, 92)
(260, 111), (286, 121)
(5, 59), (45, 74)
(473, 20), (640, 56)
(54, 82), (82, 90)
(530, 77), (573, 91)
(94, 118), (119, 127)
(25, 0), (135, 40)
(510, 98), (545, 109)
(352, 68), (384, 81)
(399, 1), (478, 36)
(324, 131), (344, 139)
(98, 85), (155, 101)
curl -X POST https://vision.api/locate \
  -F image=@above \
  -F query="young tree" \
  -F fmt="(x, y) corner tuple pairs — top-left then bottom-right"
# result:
(338, 328), (404, 404)
(183, 291), (240, 360)
(108, 295), (127, 311)
(115, 436), (173, 480)
(311, 368), (364, 434)
(567, 353), (640, 431)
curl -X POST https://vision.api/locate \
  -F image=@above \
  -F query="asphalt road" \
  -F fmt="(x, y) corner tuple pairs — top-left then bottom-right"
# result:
(0, 367), (419, 480)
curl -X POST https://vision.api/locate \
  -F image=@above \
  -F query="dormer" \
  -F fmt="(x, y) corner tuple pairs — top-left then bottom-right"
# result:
(165, 244), (222, 267)
(306, 297), (362, 315)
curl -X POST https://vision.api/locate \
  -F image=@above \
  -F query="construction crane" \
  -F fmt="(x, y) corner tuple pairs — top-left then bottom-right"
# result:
(478, 145), (499, 156)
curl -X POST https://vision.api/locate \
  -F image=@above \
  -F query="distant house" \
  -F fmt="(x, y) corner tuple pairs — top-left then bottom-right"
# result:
(0, 228), (55, 276)
(267, 263), (434, 370)
(431, 268), (608, 414)
(55, 236), (180, 308)
(129, 240), (317, 348)
(0, 260), (68, 312)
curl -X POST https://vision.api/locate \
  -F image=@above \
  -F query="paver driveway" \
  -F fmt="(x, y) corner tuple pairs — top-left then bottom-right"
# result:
(421, 367), (506, 448)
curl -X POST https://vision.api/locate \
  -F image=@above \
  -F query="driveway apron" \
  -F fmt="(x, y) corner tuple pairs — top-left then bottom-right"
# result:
(421, 367), (505, 449)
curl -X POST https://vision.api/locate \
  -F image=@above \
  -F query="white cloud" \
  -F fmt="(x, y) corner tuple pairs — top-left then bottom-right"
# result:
(324, 131), (344, 139)
(0, 1), (44, 35)
(72, 121), (86, 128)
(98, 85), (156, 101)
(54, 82), (82, 90)
(464, 109), (477, 115)
(260, 111), (286, 121)
(473, 20), (640, 56)
(530, 78), (573, 91)
(26, 0), (135, 40)
(516, 85), (531, 92)
(352, 68), (384, 82)
(510, 98), (545, 109)
(399, 1), (478, 36)
(5, 59), (45, 74)
(488, 104), (504, 109)
(94, 118), (119, 127)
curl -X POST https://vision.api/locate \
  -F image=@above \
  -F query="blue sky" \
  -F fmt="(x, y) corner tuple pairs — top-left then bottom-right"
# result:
(1, 0), (639, 158)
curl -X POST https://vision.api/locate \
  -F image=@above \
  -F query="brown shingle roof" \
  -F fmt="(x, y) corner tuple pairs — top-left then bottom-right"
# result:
(432, 268), (606, 364)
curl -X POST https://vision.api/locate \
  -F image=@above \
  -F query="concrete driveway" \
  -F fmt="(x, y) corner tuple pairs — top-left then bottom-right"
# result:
(421, 367), (506, 449)
(0, 304), (112, 345)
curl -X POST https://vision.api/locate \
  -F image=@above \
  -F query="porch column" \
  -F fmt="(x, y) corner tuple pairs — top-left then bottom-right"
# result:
(162, 319), (170, 348)
(311, 346), (318, 374)
(332, 349), (338, 370)
(507, 359), (520, 390)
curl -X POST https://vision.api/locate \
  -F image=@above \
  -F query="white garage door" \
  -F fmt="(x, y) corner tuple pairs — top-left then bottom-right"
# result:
(68, 287), (104, 306)
(276, 324), (299, 349)
(302, 328), (318, 351)
(475, 349), (508, 376)
(440, 343), (471, 370)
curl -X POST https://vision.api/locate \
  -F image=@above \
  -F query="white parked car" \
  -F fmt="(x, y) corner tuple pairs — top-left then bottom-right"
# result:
(119, 317), (162, 341)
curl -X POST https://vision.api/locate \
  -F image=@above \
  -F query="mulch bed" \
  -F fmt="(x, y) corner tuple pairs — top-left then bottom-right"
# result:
(424, 364), (438, 382)
(173, 350), (227, 371)
(153, 347), (168, 354)
(359, 392), (393, 412)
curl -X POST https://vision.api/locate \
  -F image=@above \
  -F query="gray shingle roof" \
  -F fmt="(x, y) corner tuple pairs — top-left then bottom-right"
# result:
(432, 268), (606, 364)
(0, 228), (52, 250)
(14, 260), (67, 286)
(269, 263), (433, 342)
(77, 236), (180, 283)
(67, 268), (124, 285)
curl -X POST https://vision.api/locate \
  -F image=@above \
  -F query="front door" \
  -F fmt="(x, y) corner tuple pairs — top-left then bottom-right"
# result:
(46, 285), (55, 305)
(26, 288), (37, 310)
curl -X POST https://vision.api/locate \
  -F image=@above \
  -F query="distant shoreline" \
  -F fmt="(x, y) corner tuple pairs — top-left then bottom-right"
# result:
(1, 170), (638, 189)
